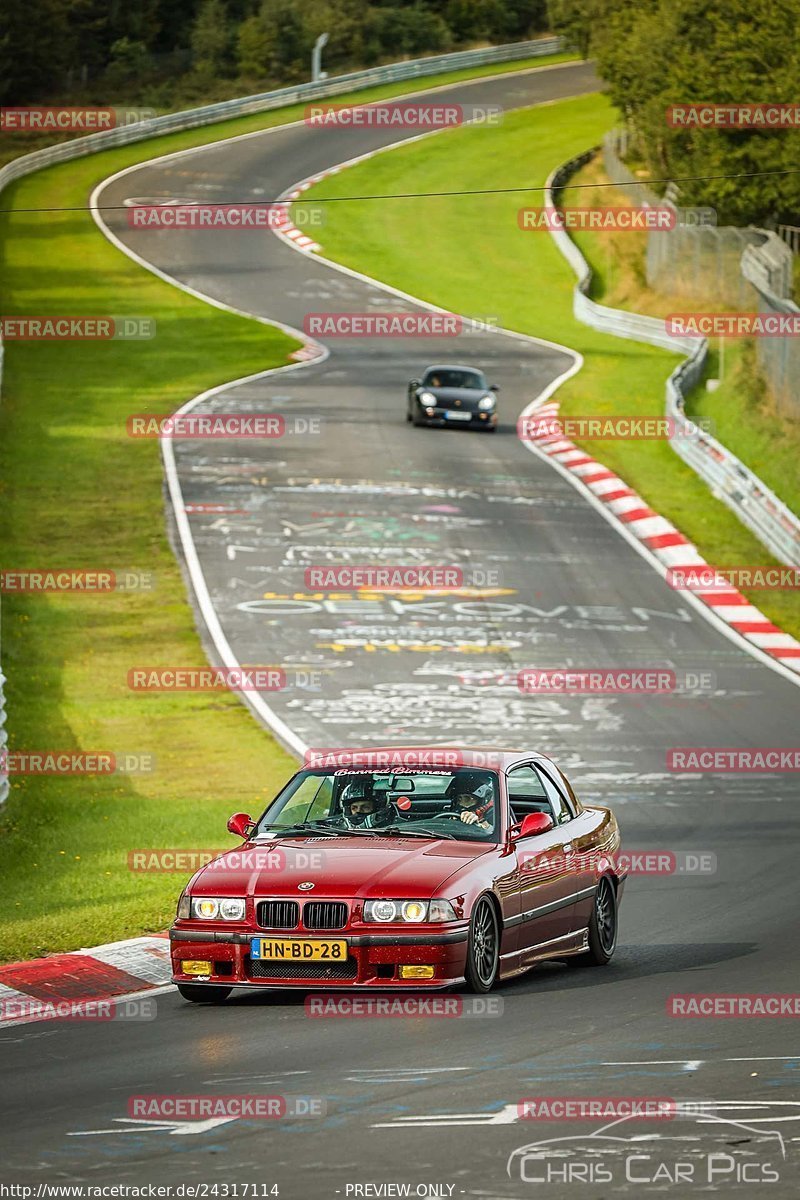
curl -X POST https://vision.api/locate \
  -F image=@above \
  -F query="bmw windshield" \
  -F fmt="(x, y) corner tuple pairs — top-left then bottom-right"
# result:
(255, 769), (501, 842)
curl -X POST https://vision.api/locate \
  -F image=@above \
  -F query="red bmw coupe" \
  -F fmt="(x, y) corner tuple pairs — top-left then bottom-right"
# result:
(170, 747), (624, 1001)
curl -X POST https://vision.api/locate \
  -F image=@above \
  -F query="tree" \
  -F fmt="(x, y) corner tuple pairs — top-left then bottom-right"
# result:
(237, 11), (271, 79)
(0, 0), (71, 101)
(584, 0), (800, 224)
(190, 0), (233, 78)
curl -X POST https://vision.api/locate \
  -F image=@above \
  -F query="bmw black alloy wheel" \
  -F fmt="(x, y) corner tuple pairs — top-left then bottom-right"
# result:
(595, 878), (617, 955)
(467, 896), (499, 992)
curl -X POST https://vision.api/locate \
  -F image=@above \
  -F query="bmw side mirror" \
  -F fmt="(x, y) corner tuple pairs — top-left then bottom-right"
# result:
(511, 812), (554, 841)
(227, 812), (255, 838)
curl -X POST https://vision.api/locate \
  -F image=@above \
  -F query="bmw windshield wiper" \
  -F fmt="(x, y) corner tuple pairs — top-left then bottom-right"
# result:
(256, 821), (360, 837)
(370, 825), (458, 841)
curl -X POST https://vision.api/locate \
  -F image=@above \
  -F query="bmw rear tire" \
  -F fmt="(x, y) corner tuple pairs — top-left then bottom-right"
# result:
(573, 877), (617, 966)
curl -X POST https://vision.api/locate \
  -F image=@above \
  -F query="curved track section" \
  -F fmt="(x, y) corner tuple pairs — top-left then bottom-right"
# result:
(3, 61), (799, 1198)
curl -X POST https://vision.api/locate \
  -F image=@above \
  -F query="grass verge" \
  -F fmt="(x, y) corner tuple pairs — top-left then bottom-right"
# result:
(300, 94), (800, 639)
(0, 52), (581, 964)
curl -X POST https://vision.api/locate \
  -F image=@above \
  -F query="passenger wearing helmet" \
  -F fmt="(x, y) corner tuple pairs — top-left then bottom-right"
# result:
(339, 777), (396, 829)
(453, 791), (492, 832)
(446, 770), (495, 832)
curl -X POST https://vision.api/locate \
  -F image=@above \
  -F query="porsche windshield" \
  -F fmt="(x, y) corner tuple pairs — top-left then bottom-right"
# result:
(257, 769), (500, 842)
(423, 368), (486, 390)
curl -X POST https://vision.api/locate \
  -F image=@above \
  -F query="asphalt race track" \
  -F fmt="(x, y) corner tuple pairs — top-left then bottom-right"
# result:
(3, 60), (800, 1196)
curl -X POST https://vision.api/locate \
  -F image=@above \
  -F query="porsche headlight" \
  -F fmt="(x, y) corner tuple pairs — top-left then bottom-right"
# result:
(190, 897), (246, 921)
(478, 394), (495, 410)
(419, 391), (437, 405)
(363, 899), (457, 923)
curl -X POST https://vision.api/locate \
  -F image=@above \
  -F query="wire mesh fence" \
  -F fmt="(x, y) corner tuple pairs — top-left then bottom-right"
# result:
(604, 131), (800, 417)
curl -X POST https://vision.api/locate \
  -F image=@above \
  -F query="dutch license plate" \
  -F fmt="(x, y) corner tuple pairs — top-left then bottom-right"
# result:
(444, 411), (472, 421)
(250, 937), (347, 961)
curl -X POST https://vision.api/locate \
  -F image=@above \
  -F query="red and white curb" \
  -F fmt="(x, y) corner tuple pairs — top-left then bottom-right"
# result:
(520, 401), (800, 674)
(0, 934), (173, 1027)
(270, 193), (322, 252)
(274, 167), (347, 255)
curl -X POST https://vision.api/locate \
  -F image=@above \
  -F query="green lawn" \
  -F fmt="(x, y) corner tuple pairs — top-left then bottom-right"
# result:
(300, 94), (800, 640)
(0, 52), (579, 964)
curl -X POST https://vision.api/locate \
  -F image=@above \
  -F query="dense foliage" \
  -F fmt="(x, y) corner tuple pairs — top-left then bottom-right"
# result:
(0, 0), (548, 106)
(548, 0), (800, 224)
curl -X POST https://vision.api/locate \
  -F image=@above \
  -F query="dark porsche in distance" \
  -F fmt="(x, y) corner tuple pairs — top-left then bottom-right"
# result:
(407, 364), (499, 430)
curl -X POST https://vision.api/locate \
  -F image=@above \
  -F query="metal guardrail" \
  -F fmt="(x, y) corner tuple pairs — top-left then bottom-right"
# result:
(0, 36), (564, 803)
(0, 666), (7, 806)
(546, 152), (800, 568)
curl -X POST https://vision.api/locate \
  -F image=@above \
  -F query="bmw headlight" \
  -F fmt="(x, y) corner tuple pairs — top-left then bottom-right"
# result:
(478, 395), (495, 410)
(419, 391), (437, 405)
(190, 896), (246, 921)
(363, 899), (457, 923)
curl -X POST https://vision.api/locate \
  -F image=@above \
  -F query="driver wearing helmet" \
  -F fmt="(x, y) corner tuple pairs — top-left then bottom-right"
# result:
(339, 777), (396, 829)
